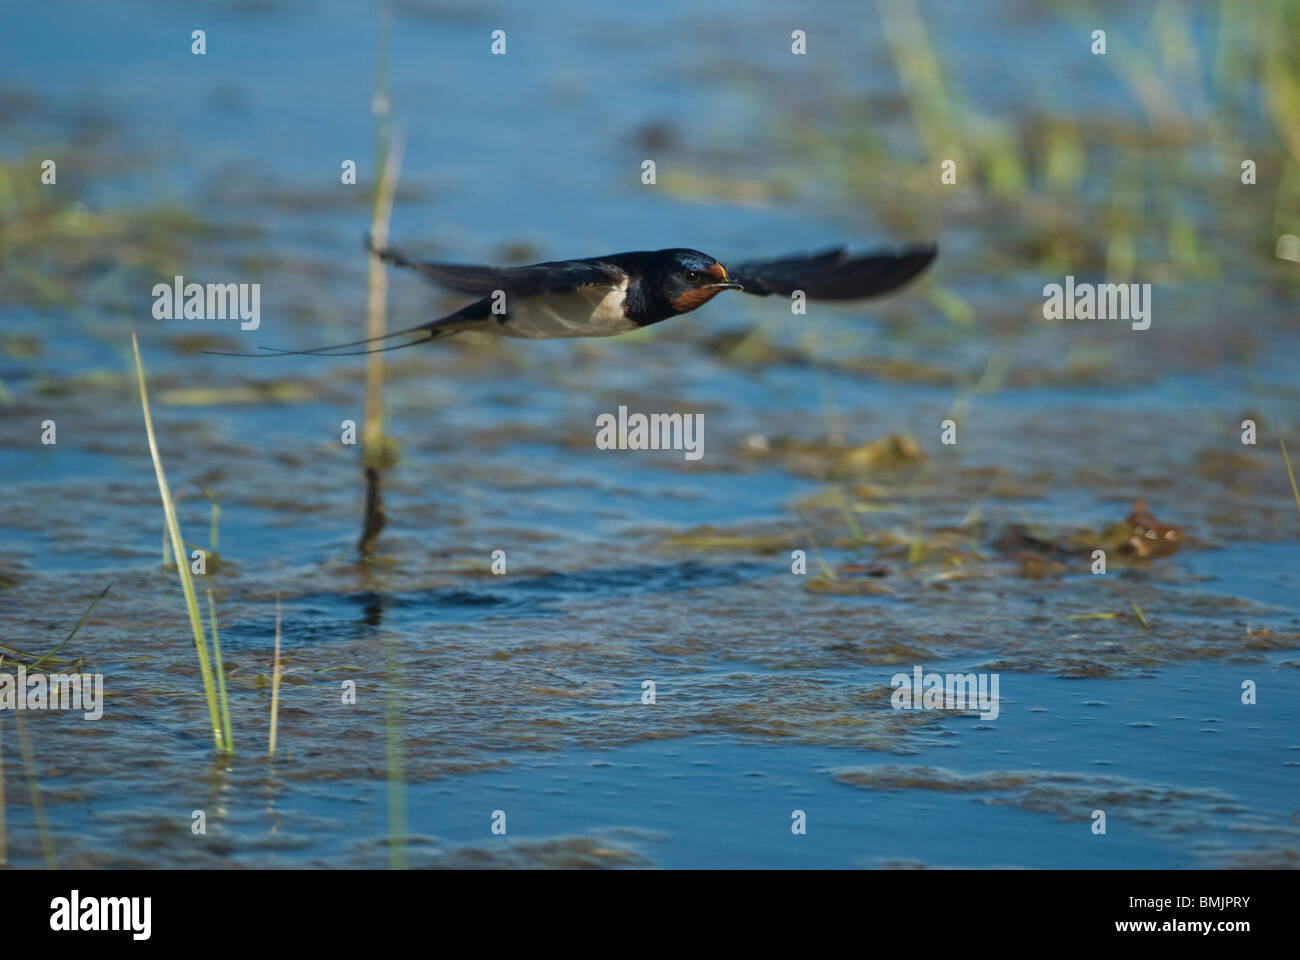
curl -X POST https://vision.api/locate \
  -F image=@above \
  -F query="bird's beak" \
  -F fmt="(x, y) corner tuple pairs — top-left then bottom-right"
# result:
(711, 281), (744, 291)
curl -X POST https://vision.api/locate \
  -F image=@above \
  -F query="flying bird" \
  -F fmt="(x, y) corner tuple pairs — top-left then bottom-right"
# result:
(211, 241), (936, 356)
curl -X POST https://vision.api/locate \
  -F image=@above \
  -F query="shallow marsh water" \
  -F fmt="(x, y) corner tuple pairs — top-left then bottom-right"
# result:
(0, 0), (1298, 868)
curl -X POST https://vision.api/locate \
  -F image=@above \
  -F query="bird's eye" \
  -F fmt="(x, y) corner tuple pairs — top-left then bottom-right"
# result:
(686, 271), (699, 281)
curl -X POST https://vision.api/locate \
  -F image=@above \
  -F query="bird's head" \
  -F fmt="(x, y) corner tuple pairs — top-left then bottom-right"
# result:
(655, 249), (743, 314)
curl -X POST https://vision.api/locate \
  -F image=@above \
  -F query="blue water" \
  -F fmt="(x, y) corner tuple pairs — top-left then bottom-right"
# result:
(1, 0), (1297, 868)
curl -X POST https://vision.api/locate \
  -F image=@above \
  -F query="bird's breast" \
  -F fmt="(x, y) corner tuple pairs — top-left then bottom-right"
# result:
(498, 279), (635, 339)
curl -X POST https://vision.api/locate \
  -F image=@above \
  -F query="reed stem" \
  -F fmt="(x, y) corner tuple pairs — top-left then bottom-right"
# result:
(359, 11), (406, 559)
(206, 590), (235, 754)
(15, 712), (55, 869)
(0, 710), (7, 867)
(268, 593), (282, 757)
(132, 333), (223, 752)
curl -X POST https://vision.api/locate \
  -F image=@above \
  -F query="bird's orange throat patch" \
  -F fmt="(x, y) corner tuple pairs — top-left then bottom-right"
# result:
(671, 286), (726, 314)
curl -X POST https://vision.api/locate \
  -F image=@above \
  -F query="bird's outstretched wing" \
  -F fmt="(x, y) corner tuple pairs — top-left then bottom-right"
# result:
(371, 242), (625, 296)
(728, 245), (936, 300)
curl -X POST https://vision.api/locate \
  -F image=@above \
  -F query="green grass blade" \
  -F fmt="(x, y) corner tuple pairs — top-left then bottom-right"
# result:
(14, 712), (55, 869)
(1131, 598), (1150, 629)
(0, 711), (7, 867)
(268, 594), (282, 757)
(206, 590), (234, 755)
(1279, 430), (1300, 519)
(131, 333), (223, 752)
(28, 583), (111, 671)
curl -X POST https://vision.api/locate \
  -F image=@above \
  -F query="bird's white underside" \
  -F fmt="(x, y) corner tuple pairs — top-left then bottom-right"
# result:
(489, 278), (635, 339)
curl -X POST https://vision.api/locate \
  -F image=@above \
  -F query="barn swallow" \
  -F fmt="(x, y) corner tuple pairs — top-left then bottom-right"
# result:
(210, 240), (936, 356)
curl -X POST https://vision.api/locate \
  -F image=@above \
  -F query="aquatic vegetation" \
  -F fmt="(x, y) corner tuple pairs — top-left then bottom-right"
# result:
(131, 334), (228, 754)
(1130, 597), (1150, 629)
(994, 500), (1184, 571)
(829, 433), (924, 480)
(13, 711), (54, 868)
(0, 157), (214, 310)
(405, 833), (651, 869)
(0, 0), (1297, 870)
(835, 765), (1245, 827)
(206, 591), (234, 755)
(1280, 428), (1300, 519)
(359, 12), (404, 560)
(1, 583), (108, 671)
(0, 709), (5, 865)
(268, 595), (281, 758)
